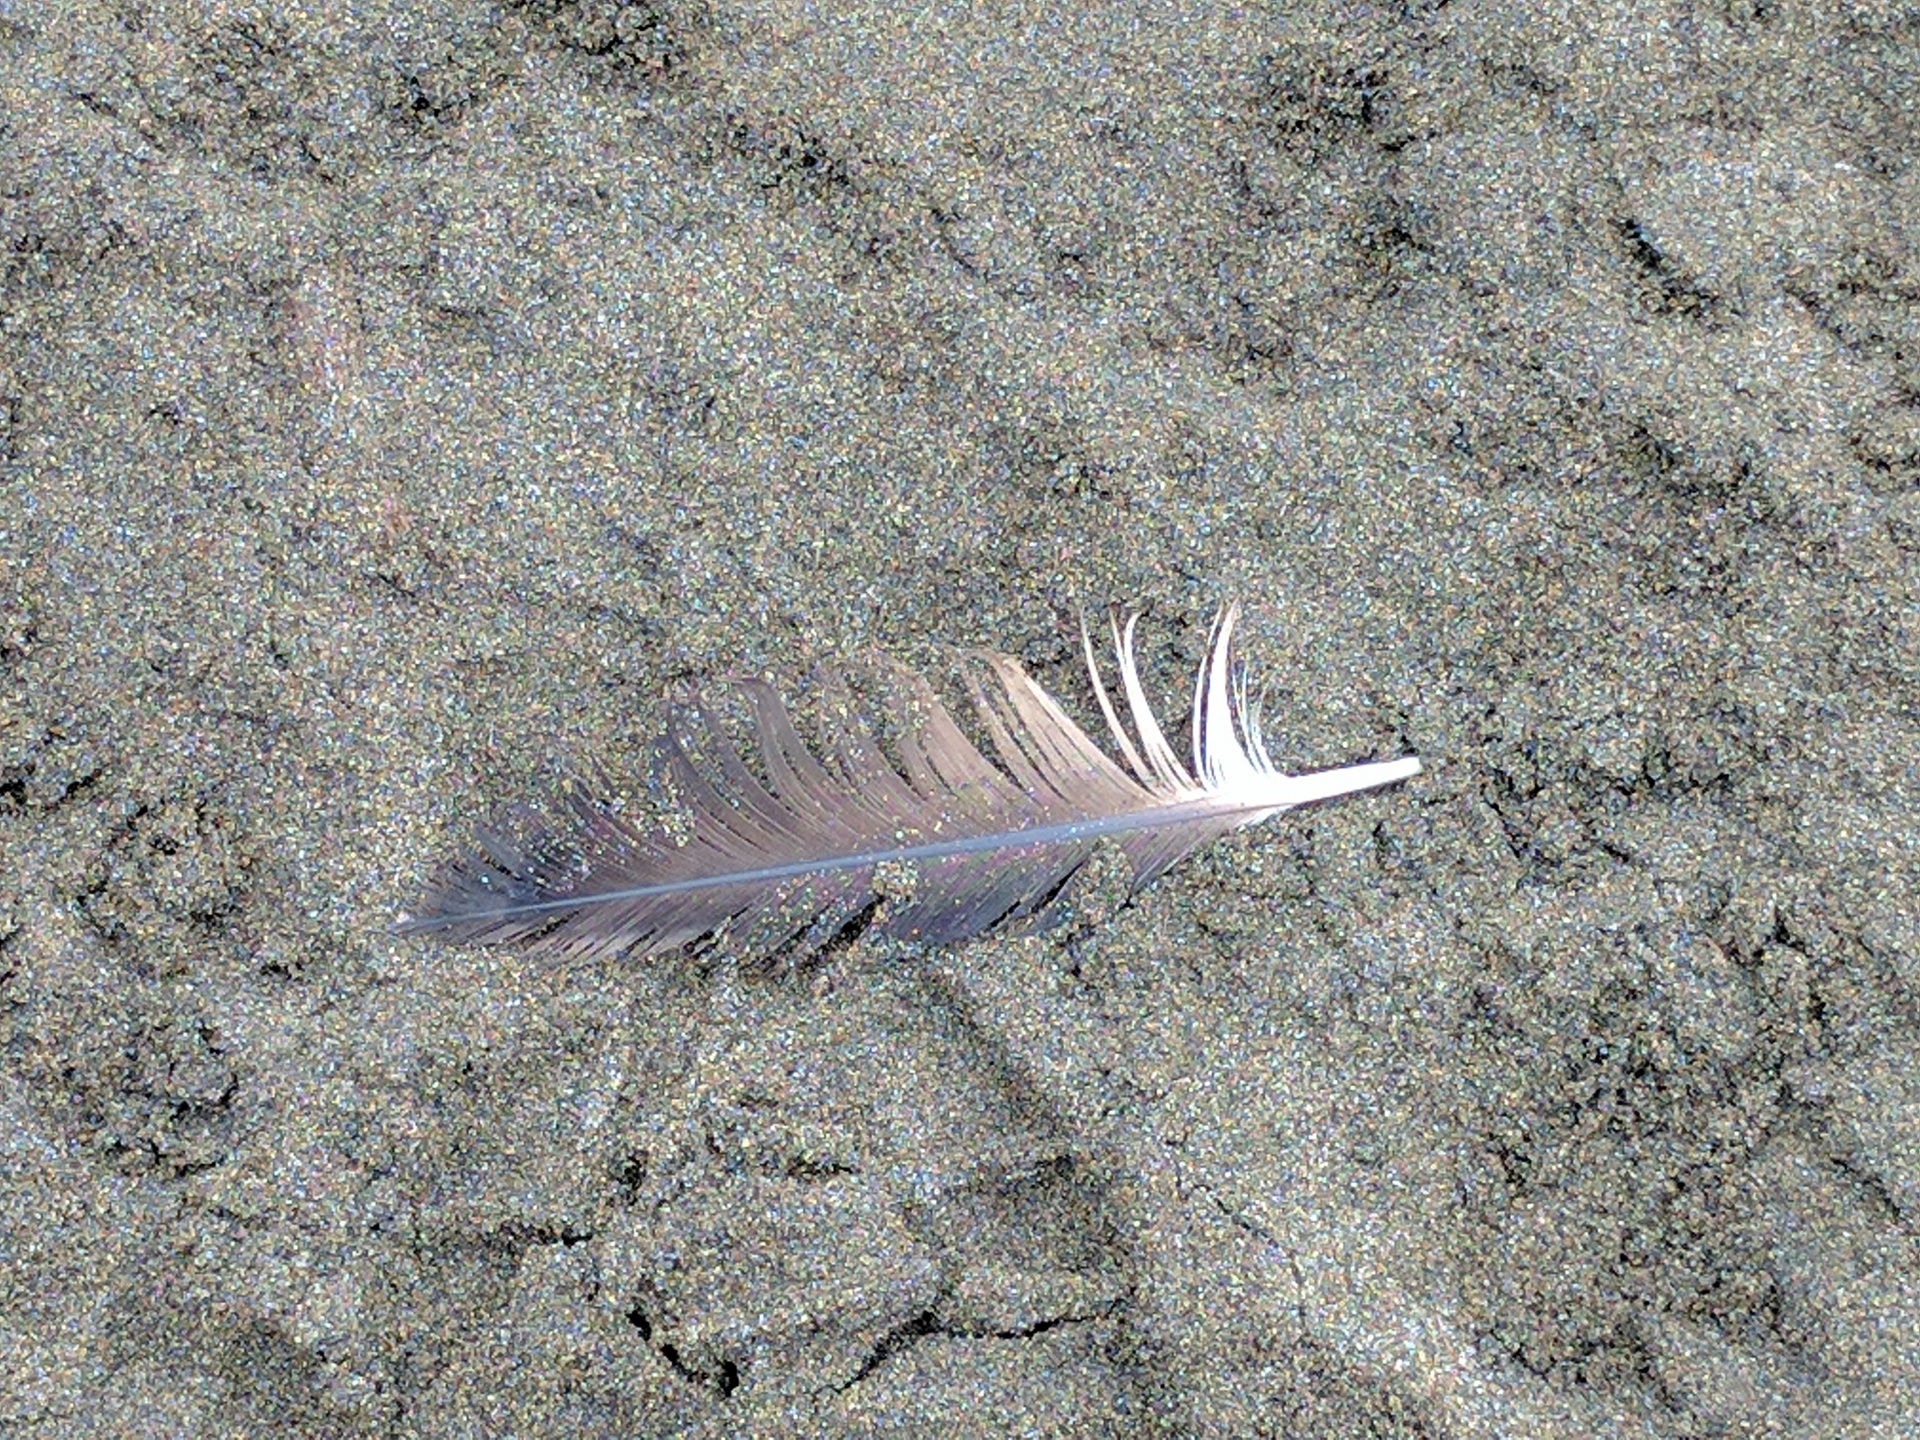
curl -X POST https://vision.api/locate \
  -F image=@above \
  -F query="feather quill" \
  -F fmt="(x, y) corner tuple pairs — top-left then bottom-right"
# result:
(399, 605), (1421, 962)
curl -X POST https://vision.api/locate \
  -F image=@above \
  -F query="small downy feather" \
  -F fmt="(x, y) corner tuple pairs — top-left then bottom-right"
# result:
(399, 605), (1421, 963)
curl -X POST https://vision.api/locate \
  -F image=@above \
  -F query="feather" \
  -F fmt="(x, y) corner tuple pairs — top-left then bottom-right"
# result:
(398, 605), (1421, 962)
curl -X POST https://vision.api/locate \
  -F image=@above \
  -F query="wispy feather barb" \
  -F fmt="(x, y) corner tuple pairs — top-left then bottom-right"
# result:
(400, 605), (1421, 962)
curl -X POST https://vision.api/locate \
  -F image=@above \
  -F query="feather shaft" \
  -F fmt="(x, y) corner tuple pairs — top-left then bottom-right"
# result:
(399, 755), (1417, 934)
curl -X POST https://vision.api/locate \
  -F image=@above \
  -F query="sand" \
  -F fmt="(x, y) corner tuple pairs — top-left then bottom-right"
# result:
(1, 0), (1915, 1434)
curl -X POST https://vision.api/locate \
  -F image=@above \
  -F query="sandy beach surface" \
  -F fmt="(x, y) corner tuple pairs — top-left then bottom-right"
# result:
(2, 0), (1916, 1434)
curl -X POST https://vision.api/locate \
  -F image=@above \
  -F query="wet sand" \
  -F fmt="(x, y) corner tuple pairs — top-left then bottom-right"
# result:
(1, 1), (1916, 1434)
